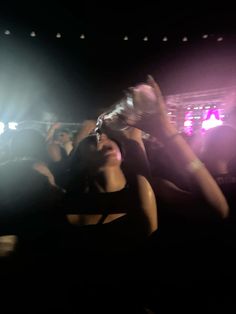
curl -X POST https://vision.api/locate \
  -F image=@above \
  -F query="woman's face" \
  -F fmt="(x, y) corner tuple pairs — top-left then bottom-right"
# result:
(79, 133), (122, 170)
(57, 131), (71, 145)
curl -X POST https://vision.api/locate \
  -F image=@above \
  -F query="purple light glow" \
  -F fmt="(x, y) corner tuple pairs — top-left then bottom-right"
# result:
(202, 109), (223, 130)
(184, 111), (194, 135)
(184, 120), (192, 127)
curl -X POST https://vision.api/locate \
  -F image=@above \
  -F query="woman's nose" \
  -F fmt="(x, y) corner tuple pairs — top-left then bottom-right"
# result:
(97, 133), (108, 143)
(96, 133), (109, 150)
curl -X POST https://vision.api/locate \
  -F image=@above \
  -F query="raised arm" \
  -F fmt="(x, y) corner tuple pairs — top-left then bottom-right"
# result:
(132, 76), (229, 219)
(73, 120), (96, 148)
(45, 122), (61, 143)
(119, 127), (157, 235)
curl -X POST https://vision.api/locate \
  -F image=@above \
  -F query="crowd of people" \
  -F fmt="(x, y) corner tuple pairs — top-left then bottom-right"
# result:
(0, 76), (236, 313)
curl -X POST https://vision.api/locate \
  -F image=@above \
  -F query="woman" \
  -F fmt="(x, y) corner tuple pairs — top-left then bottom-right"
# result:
(62, 127), (158, 313)
(66, 127), (158, 253)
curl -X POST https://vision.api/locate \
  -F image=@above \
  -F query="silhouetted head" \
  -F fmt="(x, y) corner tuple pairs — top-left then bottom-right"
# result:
(201, 125), (236, 174)
(54, 128), (72, 145)
(9, 129), (47, 162)
(0, 159), (62, 215)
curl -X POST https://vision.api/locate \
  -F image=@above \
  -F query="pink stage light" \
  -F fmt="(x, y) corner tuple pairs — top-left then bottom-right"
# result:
(184, 111), (194, 135)
(184, 120), (192, 127)
(202, 109), (223, 130)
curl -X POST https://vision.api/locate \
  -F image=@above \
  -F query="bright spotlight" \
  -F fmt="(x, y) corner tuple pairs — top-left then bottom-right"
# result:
(217, 37), (223, 42)
(4, 30), (11, 35)
(80, 34), (85, 39)
(56, 33), (62, 38)
(123, 36), (128, 41)
(182, 36), (188, 42)
(8, 122), (18, 130)
(162, 36), (168, 42)
(0, 122), (5, 135)
(30, 31), (36, 37)
(202, 34), (208, 39)
(143, 36), (148, 41)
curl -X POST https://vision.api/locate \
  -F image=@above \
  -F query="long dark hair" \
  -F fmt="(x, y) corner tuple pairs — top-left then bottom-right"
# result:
(68, 133), (125, 193)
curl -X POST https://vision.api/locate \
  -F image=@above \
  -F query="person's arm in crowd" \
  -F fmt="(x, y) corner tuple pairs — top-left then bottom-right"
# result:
(73, 120), (96, 148)
(102, 125), (151, 179)
(122, 127), (151, 177)
(132, 173), (158, 235)
(47, 142), (62, 162)
(45, 123), (63, 162)
(0, 235), (17, 257)
(132, 76), (229, 219)
(45, 122), (61, 143)
(120, 127), (157, 235)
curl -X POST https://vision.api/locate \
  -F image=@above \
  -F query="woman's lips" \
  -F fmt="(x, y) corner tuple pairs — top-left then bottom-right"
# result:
(104, 150), (116, 157)
(102, 146), (117, 157)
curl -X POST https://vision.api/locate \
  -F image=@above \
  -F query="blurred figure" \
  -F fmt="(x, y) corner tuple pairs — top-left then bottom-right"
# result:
(201, 125), (236, 281)
(201, 125), (236, 176)
(46, 120), (96, 189)
(112, 76), (230, 314)
(67, 128), (157, 245)
(9, 128), (47, 162)
(64, 126), (157, 313)
(46, 123), (73, 162)
(0, 159), (65, 313)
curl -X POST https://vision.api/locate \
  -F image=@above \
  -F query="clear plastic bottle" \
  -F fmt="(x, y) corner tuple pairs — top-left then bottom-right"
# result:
(96, 84), (158, 131)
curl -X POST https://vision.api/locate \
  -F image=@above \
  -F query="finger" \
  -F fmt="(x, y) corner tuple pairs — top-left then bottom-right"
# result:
(147, 75), (165, 105)
(147, 75), (161, 95)
(128, 86), (134, 92)
(147, 74), (155, 85)
(132, 88), (142, 105)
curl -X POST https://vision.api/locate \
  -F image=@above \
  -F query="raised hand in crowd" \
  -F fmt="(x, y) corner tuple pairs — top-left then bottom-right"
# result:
(130, 76), (229, 220)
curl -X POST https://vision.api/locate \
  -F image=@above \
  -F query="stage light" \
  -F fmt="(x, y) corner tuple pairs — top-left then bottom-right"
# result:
(217, 37), (223, 42)
(162, 36), (168, 42)
(4, 30), (11, 35)
(0, 122), (5, 135)
(202, 109), (223, 130)
(30, 31), (36, 37)
(202, 115), (222, 130)
(124, 36), (128, 41)
(143, 36), (148, 41)
(202, 34), (208, 39)
(80, 34), (85, 39)
(8, 122), (18, 130)
(184, 120), (192, 127)
(182, 37), (188, 42)
(56, 33), (62, 38)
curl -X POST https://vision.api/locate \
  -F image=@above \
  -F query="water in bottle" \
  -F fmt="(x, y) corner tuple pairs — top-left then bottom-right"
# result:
(96, 84), (158, 131)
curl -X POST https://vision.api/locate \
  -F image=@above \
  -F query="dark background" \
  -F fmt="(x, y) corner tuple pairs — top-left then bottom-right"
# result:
(0, 1), (236, 122)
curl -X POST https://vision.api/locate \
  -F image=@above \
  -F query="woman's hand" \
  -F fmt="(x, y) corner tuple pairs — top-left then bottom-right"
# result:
(73, 120), (97, 147)
(45, 122), (62, 142)
(52, 122), (62, 130)
(130, 75), (176, 140)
